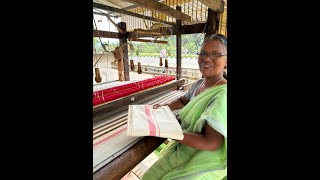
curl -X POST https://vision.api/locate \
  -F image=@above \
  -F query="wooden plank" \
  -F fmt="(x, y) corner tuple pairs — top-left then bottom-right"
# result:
(131, 28), (163, 35)
(198, 0), (224, 13)
(127, 0), (194, 14)
(128, 27), (172, 38)
(93, 30), (120, 39)
(93, 79), (185, 122)
(122, 4), (139, 10)
(94, 0), (122, 9)
(123, 0), (191, 22)
(176, 6), (182, 80)
(123, 0), (166, 11)
(93, 136), (166, 180)
(127, 23), (206, 38)
(93, 2), (175, 26)
(93, 11), (119, 18)
(128, 38), (168, 44)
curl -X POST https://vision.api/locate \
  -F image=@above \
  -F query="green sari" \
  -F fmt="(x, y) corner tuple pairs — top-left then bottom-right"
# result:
(142, 84), (227, 180)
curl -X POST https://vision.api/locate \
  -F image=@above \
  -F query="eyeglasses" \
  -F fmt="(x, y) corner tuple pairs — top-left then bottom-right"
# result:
(197, 51), (227, 59)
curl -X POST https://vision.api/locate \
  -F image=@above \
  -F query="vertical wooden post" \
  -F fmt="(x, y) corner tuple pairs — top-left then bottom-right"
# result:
(118, 22), (130, 81)
(176, 6), (182, 80)
(205, 8), (219, 38)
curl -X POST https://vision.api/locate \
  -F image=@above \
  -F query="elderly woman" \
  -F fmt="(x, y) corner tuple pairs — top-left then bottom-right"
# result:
(142, 34), (227, 180)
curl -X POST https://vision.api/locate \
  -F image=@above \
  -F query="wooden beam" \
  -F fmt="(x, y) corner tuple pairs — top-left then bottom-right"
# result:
(123, 0), (191, 22)
(128, 0), (194, 14)
(122, 4), (139, 10)
(198, 0), (224, 13)
(131, 28), (162, 35)
(93, 30), (120, 39)
(128, 38), (168, 44)
(94, 0), (122, 9)
(205, 8), (218, 38)
(93, 2), (175, 26)
(123, 0), (171, 14)
(93, 136), (166, 180)
(93, 11), (119, 18)
(127, 23), (206, 38)
(118, 22), (130, 81)
(128, 28), (172, 38)
(123, 0), (162, 11)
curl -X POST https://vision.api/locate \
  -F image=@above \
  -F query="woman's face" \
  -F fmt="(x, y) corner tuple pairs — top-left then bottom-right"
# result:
(198, 39), (227, 78)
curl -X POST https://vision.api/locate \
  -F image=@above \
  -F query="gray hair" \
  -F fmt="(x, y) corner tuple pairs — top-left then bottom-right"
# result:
(202, 34), (227, 51)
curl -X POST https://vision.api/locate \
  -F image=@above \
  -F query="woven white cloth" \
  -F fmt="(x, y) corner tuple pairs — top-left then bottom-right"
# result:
(127, 105), (184, 140)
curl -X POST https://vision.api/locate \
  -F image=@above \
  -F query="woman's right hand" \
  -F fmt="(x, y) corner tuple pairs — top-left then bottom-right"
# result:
(153, 104), (163, 109)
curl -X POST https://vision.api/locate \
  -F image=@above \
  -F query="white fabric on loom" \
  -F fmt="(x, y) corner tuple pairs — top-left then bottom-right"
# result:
(127, 105), (184, 140)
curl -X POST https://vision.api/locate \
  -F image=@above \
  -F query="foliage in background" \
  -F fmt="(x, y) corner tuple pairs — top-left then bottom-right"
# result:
(93, 37), (119, 52)
(94, 33), (204, 58)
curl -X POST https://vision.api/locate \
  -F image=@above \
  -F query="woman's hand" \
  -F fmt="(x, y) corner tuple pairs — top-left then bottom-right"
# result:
(177, 124), (224, 151)
(153, 95), (188, 111)
(153, 104), (165, 109)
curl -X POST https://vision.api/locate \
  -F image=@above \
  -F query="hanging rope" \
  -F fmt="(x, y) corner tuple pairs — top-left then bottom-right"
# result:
(93, 15), (108, 53)
(93, 15), (110, 73)
(93, 17), (103, 83)
(106, 18), (113, 82)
